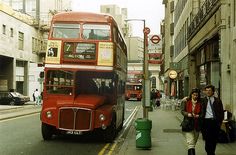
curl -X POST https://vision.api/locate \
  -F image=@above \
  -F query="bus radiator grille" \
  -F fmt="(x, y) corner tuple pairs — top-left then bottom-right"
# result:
(59, 108), (92, 131)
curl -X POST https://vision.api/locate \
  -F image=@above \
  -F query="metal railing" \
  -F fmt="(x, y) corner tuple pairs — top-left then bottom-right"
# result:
(160, 98), (182, 111)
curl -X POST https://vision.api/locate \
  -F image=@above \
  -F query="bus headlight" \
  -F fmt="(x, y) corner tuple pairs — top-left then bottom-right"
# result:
(46, 111), (52, 118)
(99, 114), (106, 121)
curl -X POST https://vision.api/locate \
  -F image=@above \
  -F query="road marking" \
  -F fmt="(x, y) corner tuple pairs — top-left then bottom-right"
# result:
(123, 105), (139, 130)
(98, 105), (140, 155)
(0, 113), (39, 123)
(107, 142), (117, 155)
(98, 143), (110, 155)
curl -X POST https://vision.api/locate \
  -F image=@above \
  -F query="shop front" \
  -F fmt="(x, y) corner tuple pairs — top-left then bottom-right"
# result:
(190, 35), (220, 97)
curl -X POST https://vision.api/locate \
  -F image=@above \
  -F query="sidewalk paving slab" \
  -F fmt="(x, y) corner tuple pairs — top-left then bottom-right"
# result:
(0, 102), (41, 121)
(117, 105), (236, 155)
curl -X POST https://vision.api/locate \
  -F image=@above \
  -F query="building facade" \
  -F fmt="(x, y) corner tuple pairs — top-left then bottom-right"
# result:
(0, 3), (44, 96)
(229, 0), (236, 118)
(162, 0), (236, 118)
(0, 0), (72, 100)
(1, 0), (72, 25)
(126, 36), (143, 61)
(162, 0), (176, 98)
(100, 4), (127, 35)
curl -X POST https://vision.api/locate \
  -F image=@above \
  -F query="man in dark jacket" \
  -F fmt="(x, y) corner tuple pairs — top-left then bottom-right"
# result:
(201, 84), (224, 155)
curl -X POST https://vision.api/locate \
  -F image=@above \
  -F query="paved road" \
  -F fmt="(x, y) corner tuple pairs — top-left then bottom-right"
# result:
(0, 113), (107, 155)
(0, 101), (141, 155)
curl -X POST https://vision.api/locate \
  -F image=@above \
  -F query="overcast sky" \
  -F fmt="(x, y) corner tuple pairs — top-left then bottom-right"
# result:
(71, 0), (164, 37)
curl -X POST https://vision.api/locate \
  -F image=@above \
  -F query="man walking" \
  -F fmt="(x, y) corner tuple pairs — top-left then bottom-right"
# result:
(202, 84), (224, 155)
(33, 89), (41, 106)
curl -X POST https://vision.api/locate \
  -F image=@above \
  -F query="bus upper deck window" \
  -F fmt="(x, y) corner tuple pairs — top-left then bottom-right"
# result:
(52, 23), (80, 39)
(88, 30), (95, 39)
(83, 24), (110, 40)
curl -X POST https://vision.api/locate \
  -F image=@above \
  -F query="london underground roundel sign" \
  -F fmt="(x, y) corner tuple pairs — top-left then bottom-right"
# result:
(150, 35), (161, 44)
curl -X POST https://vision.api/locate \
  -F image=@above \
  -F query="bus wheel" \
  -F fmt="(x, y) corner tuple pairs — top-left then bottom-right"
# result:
(42, 123), (54, 140)
(103, 116), (117, 143)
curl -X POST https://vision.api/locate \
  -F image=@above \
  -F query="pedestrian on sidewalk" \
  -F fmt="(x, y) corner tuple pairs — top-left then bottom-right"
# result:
(32, 90), (35, 102)
(181, 88), (203, 155)
(155, 89), (162, 108)
(151, 89), (157, 108)
(33, 89), (41, 106)
(201, 84), (224, 155)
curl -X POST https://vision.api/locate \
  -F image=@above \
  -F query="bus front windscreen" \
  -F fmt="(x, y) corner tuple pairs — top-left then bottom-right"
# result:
(134, 85), (142, 90)
(126, 84), (142, 91)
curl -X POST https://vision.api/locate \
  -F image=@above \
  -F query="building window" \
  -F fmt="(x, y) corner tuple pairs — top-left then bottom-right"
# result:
(18, 32), (24, 50)
(41, 40), (43, 51)
(10, 28), (13, 37)
(2, 25), (6, 34)
(32, 37), (43, 53)
(151, 77), (156, 88)
(32, 37), (36, 53)
(106, 8), (110, 13)
(32, 37), (45, 53)
(199, 65), (207, 88)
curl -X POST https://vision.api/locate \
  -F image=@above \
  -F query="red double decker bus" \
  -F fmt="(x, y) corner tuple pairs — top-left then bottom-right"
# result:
(41, 12), (127, 142)
(125, 81), (142, 101)
(125, 71), (142, 101)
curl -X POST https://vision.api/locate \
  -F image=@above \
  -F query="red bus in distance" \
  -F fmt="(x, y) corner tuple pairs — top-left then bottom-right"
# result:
(41, 12), (127, 142)
(125, 71), (142, 101)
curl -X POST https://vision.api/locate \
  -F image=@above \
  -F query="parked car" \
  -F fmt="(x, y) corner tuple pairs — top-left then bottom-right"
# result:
(0, 91), (30, 105)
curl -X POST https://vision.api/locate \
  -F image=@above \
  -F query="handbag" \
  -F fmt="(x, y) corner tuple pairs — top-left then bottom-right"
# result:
(180, 116), (194, 132)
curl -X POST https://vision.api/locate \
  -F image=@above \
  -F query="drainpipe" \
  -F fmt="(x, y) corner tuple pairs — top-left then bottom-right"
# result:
(22, 0), (26, 13)
(36, 0), (40, 22)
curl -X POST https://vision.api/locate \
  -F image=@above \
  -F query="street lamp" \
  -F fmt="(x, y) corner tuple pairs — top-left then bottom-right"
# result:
(125, 19), (150, 119)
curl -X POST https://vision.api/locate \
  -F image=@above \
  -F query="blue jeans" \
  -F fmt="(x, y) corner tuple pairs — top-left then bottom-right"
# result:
(35, 96), (41, 105)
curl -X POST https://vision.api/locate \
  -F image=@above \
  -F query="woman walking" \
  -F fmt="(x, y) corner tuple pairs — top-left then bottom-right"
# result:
(181, 88), (203, 155)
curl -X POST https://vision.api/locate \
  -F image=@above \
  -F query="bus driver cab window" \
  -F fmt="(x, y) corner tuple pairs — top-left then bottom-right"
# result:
(99, 81), (110, 94)
(77, 78), (98, 94)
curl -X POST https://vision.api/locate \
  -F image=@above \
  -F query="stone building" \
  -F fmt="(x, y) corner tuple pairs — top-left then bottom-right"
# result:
(0, 0), (72, 100)
(162, 0), (236, 118)
(0, 3), (44, 95)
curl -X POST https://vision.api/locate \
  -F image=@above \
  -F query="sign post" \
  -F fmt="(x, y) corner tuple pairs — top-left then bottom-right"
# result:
(143, 26), (150, 119)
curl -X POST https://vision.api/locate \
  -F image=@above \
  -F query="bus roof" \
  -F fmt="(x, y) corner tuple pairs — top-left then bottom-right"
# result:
(52, 12), (117, 25)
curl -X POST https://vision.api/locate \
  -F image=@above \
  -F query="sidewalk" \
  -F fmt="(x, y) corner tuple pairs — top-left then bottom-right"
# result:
(0, 102), (41, 121)
(117, 105), (236, 155)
